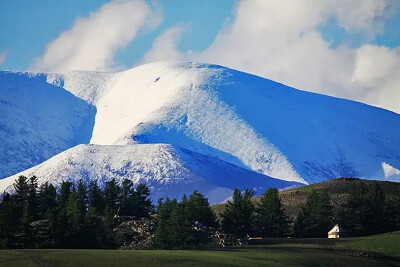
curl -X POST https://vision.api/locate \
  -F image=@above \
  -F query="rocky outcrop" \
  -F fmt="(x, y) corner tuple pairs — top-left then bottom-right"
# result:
(113, 218), (157, 250)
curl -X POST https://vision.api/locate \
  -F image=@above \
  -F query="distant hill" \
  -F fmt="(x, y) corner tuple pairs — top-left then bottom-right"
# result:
(213, 178), (400, 219)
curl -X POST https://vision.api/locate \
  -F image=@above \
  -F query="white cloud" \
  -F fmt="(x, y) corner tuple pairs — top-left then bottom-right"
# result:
(352, 45), (400, 111)
(330, 0), (386, 35)
(31, 0), (162, 72)
(144, 0), (400, 113)
(0, 51), (7, 65)
(141, 26), (186, 63)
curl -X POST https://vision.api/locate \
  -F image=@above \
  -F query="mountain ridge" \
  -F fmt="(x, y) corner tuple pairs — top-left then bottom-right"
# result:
(1, 62), (400, 199)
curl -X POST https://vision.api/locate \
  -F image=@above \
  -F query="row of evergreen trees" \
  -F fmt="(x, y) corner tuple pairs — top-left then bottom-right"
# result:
(1, 176), (399, 249)
(221, 188), (289, 238)
(293, 183), (400, 237)
(151, 188), (291, 249)
(0, 176), (153, 248)
(337, 182), (400, 236)
(218, 184), (400, 239)
(152, 191), (217, 249)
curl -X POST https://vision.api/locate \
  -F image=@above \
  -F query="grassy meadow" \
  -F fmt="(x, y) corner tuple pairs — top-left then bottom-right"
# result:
(1, 231), (399, 267)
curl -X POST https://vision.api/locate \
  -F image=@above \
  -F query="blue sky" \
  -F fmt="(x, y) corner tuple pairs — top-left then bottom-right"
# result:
(0, 0), (399, 113)
(1, 0), (399, 71)
(0, 0), (235, 70)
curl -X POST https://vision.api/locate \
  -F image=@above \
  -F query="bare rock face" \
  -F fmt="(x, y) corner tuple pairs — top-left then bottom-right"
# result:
(113, 218), (157, 250)
(210, 230), (249, 247)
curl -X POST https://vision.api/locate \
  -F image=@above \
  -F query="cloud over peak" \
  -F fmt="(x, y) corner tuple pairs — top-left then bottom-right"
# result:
(31, 0), (161, 72)
(143, 0), (399, 113)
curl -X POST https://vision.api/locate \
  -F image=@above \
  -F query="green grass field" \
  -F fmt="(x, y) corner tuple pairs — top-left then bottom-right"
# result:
(337, 231), (400, 257)
(1, 232), (399, 267)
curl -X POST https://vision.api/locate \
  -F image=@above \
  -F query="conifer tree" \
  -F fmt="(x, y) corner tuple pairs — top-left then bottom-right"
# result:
(254, 188), (288, 237)
(76, 179), (87, 215)
(339, 182), (386, 236)
(293, 189), (332, 237)
(85, 205), (105, 248)
(0, 193), (19, 248)
(65, 191), (86, 247)
(187, 190), (216, 227)
(168, 198), (196, 248)
(58, 181), (73, 208)
(120, 179), (134, 216)
(88, 180), (105, 214)
(104, 178), (120, 214)
(55, 181), (74, 246)
(132, 183), (153, 218)
(13, 175), (29, 219)
(221, 189), (255, 237)
(365, 182), (385, 234)
(39, 182), (57, 217)
(152, 197), (178, 249)
(26, 176), (39, 222)
(385, 187), (400, 231)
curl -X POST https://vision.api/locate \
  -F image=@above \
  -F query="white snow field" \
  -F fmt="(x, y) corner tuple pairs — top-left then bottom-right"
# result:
(0, 144), (299, 204)
(1, 62), (400, 200)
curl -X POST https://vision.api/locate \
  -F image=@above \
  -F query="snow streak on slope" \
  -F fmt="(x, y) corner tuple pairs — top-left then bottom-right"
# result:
(0, 144), (298, 204)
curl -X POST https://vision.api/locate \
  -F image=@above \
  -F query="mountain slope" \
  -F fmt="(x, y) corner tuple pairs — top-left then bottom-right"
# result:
(0, 143), (298, 204)
(0, 71), (96, 178)
(1, 62), (400, 186)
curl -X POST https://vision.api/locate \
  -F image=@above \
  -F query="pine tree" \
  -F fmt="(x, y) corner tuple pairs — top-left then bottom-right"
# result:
(0, 193), (20, 248)
(39, 182), (57, 218)
(102, 206), (116, 247)
(365, 182), (385, 235)
(254, 188), (288, 237)
(168, 199), (196, 248)
(293, 189), (332, 237)
(152, 198), (178, 249)
(385, 187), (400, 231)
(55, 181), (74, 247)
(13, 175), (29, 219)
(187, 190), (216, 227)
(221, 189), (255, 237)
(58, 181), (73, 208)
(88, 180), (105, 214)
(21, 176), (39, 247)
(65, 191), (86, 247)
(132, 183), (153, 218)
(26, 176), (39, 221)
(338, 182), (386, 236)
(120, 179), (134, 216)
(76, 179), (87, 215)
(85, 206), (105, 248)
(104, 178), (120, 214)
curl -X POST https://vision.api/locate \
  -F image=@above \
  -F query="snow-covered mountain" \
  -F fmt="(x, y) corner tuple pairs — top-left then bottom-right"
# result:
(0, 71), (96, 178)
(1, 62), (400, 200)
(0, 144), (298, 204)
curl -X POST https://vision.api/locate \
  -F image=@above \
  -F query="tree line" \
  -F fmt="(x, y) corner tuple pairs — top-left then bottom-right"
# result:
(0, 176), (153, 248)
(0, 176), (399, 249)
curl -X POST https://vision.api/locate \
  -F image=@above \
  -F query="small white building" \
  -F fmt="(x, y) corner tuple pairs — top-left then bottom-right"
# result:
(328, 224), (345, 238)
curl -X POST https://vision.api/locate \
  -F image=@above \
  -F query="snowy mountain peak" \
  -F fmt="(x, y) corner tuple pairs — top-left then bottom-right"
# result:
(1, 62), (400, 198)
